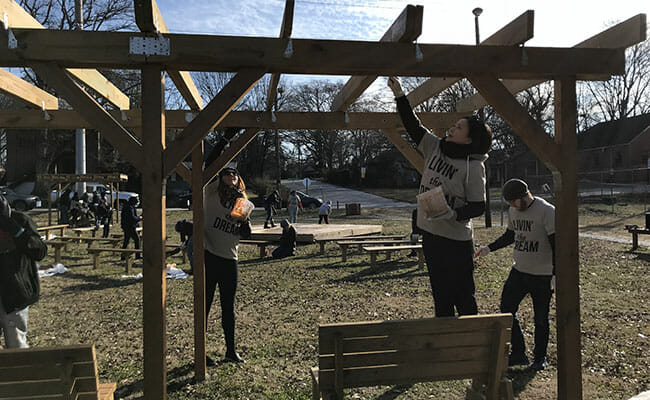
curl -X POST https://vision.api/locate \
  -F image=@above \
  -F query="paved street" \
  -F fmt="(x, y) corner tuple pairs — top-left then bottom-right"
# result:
(281, 179), (414, 208)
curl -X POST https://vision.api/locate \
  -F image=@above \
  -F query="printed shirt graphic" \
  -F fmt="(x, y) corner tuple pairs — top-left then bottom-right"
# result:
(507, 196), (555, 275)
(416, 132), (486, 241)
(203, 182), (241, 260)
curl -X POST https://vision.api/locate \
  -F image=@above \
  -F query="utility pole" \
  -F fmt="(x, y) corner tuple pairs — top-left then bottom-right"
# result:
(75, 0), (86, 195)
(473, 7), (492, 227)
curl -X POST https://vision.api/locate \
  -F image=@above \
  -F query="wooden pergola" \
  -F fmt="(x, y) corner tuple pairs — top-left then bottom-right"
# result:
(0, 0), (646, 398)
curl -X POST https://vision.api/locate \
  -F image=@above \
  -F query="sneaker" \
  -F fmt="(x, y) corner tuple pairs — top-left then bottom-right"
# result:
(531, 358), (548, 371)
(224, 351), (245, 363)
(206, 355), (217, 367)
(508, 353), (529, 367)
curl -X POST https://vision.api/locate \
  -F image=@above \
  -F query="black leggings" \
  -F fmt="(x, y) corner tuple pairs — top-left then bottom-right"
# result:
(422, 232), (478, 317)
(205, 250), (238, 352)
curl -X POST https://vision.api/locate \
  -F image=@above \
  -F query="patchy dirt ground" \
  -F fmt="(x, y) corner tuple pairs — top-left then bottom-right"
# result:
(23, 205), (650, 399)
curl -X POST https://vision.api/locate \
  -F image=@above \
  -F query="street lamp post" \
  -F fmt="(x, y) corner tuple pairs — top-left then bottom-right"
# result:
(472, 7), (492, 228)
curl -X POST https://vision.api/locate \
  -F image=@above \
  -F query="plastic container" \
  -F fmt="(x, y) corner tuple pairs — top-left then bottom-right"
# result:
(230, 197), (255, 221)
(416, 186), (448, 218)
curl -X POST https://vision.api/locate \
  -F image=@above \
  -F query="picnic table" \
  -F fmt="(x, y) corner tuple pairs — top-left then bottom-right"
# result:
(314, 234), (405, 255)
(337, 239), (415, 262)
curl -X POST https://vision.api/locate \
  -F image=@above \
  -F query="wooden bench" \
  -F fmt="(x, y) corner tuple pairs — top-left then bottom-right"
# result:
(62, 236), (122, 248)
(72, 226), (99, 238)
(337, 239), (415, 262)
(109, 226), (143, 239)
(45, 240), (68, 264)
(624, 225), (650, 250)
(362, 244), (424, 269)
(310, 313), (514, 400)
(315, 235), (404, 255)
(240, 239), (274, 258)
(0, 344), (117, 400)
(87, 247), (142, 274)
(37, 223), (68, 239)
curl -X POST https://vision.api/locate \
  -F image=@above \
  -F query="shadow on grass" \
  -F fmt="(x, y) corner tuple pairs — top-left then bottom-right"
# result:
(628, 250), (650, 262)
(114, 363), (195, 399)
(581, 211), (646, 230)
(508, 367), (537, 396)
(60, 271), (140, 292)
(330, 260), (427, 283)
(376, 384), (414, 399)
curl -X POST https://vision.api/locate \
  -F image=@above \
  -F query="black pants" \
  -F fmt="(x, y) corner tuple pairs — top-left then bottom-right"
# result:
(205, 251), (238, 353)
(422, 233), (478, 317)
(122, 226), (140, 258)
(500, 268), (552, 362)
(318, 215), (329, 224)
(265, 207), (274, 223)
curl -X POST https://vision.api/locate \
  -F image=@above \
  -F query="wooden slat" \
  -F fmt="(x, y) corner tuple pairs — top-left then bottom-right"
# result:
(141, 65), (167, 400)
(0, 29), (628, 79)
(331, 4), (423, 111)
(465, 74), (560, 169)
(379, 128), (424, 174)
(407, 10), (534, 107)
(0, 345), (94, 366)
(192, 142), (206, 381)
(487, 322), (510, 400)
(553, 77), (582, 400)
(457, 14), (647, 112)
(363, 245), (421, 251)
(0, 67), (58, 109)
(202, 127), (261, 186)
(319, 314), (512, 339)
(0, 362), (95, 382)
(337, 240), (413, 245)
(163, 69), (264, 177)
(0, 0), (129, 109)
(319, 346), (491, 370)
(30, 63), (143, 170)
(318, 360), (488, 389)
(0, 110), (466, 130)
(320, 330), (493, 355)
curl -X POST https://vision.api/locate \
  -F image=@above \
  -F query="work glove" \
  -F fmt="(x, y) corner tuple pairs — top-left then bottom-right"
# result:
(387, 76), (405, 97)
(239, 219), (252, 239)
(0, 215), (22, 237)
(475, 246), (491, 258)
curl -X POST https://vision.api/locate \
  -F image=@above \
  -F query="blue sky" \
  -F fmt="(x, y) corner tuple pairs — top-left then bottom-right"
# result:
(155, 0), (649, 88)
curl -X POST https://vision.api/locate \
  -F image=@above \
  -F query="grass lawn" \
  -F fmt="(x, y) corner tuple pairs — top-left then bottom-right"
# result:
(22, 205), (650, 399)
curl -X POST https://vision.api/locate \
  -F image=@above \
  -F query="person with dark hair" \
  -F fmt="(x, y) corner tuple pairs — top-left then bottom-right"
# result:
(0, 194), (47, 348)
(476, 179), (555, 371)
(388, 76), (492, 317)
(203, 164), (252, 365)
(96, 193), (112, 238)
(173, 219), (194, 274)
(263, 190), (280, 229)
(272, 219), (296, 259)
(58, 187), (72, 225)
(121, 196), (141, 259)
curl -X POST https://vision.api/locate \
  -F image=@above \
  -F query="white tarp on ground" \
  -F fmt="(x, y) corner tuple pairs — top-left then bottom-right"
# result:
(121, 264), (188, 280)
(629, 391), (650, 400)
(38, 263), (67, 277)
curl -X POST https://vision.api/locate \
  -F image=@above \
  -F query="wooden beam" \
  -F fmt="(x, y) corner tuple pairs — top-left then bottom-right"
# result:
(0, 0), (129, 109)
(0, 68), (58, 108)
(163, 69), (264, 176)
(141, 65), (167, 400)
(0, 110), (466, 130)
(265, 0), (294, 111)
(134, 0), (203, 110)
(30, 63), (143, 170)
(380, 129), (423, 174)
(331, 4), (423, 111)
(0, 29), (628, 79)
(456, 14), (647, 112)
(465, 74), (560, 169)
(553, 76), (582, 400)
(203, 128), (261, 186)
(174, 162), (191, 183)
(191, 141), (206, 381)
(407, 10), (534, 107)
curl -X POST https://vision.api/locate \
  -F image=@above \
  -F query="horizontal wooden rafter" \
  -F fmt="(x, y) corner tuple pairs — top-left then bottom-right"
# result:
(163, 68), (264, 176)
(0, 28), (627, 79)
(0, 0), (130, 109)
(331, 4), (423, 111)
(456, 13), (647, 112)
(0, 110), (467, 130)
(0, 67), (58, 108)
(406, 9), (534, 107)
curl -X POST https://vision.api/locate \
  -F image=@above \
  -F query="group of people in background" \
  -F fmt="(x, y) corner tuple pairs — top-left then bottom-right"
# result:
(57, 187), (113, 236)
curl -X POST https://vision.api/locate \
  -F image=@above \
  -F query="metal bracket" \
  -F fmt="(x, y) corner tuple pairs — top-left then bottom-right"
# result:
(129, 36), (170, 56)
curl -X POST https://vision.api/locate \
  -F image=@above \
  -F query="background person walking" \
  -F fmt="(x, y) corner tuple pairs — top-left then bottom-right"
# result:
(286, 190), (303, 223)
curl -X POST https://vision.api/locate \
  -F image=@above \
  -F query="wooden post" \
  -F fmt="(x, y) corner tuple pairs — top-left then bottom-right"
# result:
(141, 65), (167, 400)
(553, 76), (582, 400)
(192, 141), (207, 381)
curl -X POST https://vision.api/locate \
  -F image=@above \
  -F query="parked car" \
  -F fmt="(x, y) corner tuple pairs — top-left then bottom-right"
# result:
(295, 191), (323, 209)
(49, 182), (139, 208)
(0, 186), (41, 211)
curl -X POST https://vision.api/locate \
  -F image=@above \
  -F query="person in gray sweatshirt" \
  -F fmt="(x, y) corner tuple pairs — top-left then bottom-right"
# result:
(388, 76), (492, 317)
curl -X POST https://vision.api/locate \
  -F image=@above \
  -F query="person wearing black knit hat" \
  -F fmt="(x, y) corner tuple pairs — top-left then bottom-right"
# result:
(0, 194), (47, 348)
(388, 76), (492, 318)
(476, 179), (556, 371)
